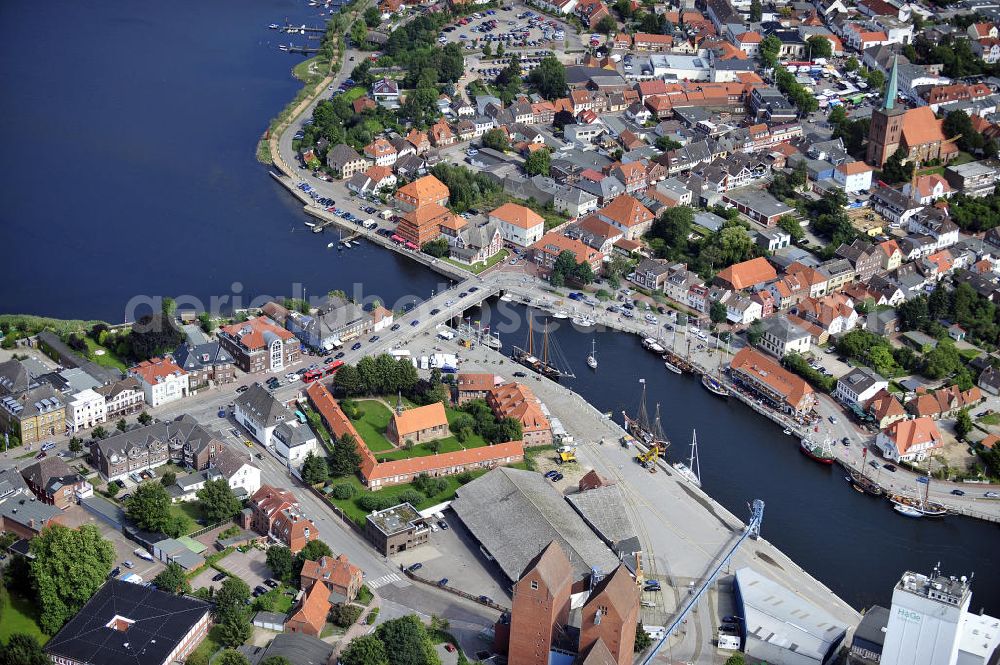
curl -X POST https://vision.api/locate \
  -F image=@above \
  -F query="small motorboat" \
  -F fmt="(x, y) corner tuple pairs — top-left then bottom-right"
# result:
(664, 361), (683, 374)
(783, 428), (792, 435)
(327, 242), (334, 248)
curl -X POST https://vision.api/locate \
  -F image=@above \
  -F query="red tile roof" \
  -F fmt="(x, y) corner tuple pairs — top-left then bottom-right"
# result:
(219, 316), (294, 351)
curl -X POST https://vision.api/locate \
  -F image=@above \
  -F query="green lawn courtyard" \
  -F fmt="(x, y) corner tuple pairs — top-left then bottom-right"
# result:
(0, 587), (48, 646)
(326, 472), (486, 526)
(347, 399), (488, 462)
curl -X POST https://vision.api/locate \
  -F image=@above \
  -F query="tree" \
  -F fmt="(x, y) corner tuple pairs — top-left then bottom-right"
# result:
(29, 524), (115, 633)
(197, 478), (241, 524)
(527, 56), (567, 100)
(125, 481), (172, 532)
(364, 5), (382, 27)
(331, 432), (363, 477)
(91, 425), (107, 440)
(0, 633), (49, 665)
(116, 418), (127, 432)
(374, 615), (439, 665)
(137, 411), (152, 426)
(655, 135), (682, 151)
(749, 0), (762, 22)
(341, 635), (390, 665)
(262, 657), (293, 665)
(881, 147), (914, 185)
(267, 545), (294, 582)
(747, 320), (765, 346)
(298, 539), (333, 563)
(777, 215), (804, 241)
(710, 300), (728, 325)
(482, 128), (510, 152)
(350, 20), (369, 46)
(331, 603), (364, 627)
(335, 364), (363, 396)
(724, 655), (746, 665)
(759, 35), (781, 68)
(216, 614), (253, 648)
(596, 15), (617, 34)
(845, 56), (859, 72)
(301, 451), (330, 485)
(807, 35), (833, 59)
(634, 623), (653, 652)
(482, 42), (492, 56)
(153, 562), (190, 594)
(552, 109), (575, 131)
(68, 436), (83, 453)
(956, 408), (973, 440)
(214, 577), (251, 624)
(524, 148), (551, 176)
(218, 650), (251, 665)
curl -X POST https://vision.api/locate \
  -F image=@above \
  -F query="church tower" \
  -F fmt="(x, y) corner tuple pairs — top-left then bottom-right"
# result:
(866, 56), (907, 167)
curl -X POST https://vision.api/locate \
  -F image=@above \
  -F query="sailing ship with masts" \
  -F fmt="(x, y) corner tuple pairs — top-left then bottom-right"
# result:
(845, 447), (885, 496)
(672, 429), (701, 488)
(586, 338), (597, 370)
(622, 379), (670, 451)
(511, 314), (574, 381)
(889, 462), (947, 517)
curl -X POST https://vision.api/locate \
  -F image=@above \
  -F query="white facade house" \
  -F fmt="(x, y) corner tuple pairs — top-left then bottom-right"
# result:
(233, 383), (290, 448)
(65, 388), (107, 433)
(489, 204), (546, 248)
(834, 367), (887, 409)
(876, 417), (942, 463)
(833, 162), (874, 193)
(758, 316), (811, 358)
(129, 358), (190, 408)
(272, 421), (319, 466)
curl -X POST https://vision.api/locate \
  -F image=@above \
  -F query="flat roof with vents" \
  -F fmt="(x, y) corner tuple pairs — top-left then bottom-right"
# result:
(735, 567), (848, 665)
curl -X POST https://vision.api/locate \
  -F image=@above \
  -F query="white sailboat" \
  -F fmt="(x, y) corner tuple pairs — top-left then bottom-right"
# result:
(587, 338), (597, 370)
(672, 429), (702, 488)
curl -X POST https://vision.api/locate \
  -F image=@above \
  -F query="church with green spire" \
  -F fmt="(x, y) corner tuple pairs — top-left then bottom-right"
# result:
(866, 55), (958, 168)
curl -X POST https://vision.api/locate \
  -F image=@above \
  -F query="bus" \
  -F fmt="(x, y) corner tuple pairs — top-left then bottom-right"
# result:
(302, 360), (344, 383)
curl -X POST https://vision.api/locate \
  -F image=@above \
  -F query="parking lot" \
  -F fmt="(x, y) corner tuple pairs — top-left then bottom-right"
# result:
(59, 505), (165, 581)
(391, 511), (511, 604)
(216, 547), (271, 590)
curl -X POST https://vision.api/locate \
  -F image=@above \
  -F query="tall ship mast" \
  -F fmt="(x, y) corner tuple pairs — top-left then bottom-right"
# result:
(846, 447), (884, 496)
(622, 379), (670, 451)
(672, 429), (702, 488)
(889, 460), (947, 517)
(511, 314), (574, 380)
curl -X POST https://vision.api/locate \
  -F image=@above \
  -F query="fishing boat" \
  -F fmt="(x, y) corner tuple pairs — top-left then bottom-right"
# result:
(799, 437), (836, 465)
(893, 504), (924, 518)
(664, 361), (683, 374)
(587, 339), (597, 370)
(700, 373), (729, 398)
(622, 379), (670, 451)
(311, 225), (323, 233)
(511, 315), (574, 380)
(672, 430), (701, 488)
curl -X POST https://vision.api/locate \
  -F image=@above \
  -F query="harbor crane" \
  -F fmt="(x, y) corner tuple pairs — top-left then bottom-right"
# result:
(641, 499), (765, 665)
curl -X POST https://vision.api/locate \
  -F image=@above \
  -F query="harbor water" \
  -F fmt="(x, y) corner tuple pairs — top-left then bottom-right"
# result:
(473, 302), (1000, 614)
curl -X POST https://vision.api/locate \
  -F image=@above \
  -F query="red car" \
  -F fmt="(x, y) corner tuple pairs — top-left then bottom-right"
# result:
(444, 644), (456, 653)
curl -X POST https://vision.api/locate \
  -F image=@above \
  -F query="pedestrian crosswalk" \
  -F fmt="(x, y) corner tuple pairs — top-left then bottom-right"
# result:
(367, 572), (406, 589)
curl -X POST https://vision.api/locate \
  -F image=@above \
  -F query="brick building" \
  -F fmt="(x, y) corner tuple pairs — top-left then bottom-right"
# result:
(300, 554), (364, 603)
(364, 503), (430, 556)
(218, 316), (301, 374)
(488, 382), (553, 447)
(386, 402), (450, 445)
(21, 456), (92, 509)
(248, 484), (318, 553)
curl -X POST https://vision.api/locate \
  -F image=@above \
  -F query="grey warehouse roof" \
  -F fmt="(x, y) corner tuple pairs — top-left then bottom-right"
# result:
(451, 468), (620, 583)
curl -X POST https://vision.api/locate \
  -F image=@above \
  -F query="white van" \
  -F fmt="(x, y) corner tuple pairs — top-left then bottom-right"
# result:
(362, 219), (378, 229)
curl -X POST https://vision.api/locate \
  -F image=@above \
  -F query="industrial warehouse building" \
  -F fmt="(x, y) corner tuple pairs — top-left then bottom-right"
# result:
(450, 467), (620, 587)
(734, 567), (848, 665)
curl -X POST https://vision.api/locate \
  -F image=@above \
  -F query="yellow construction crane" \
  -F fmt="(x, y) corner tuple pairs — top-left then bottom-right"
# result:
(557, 446), (577, 464)
(635, 444), (662, 471)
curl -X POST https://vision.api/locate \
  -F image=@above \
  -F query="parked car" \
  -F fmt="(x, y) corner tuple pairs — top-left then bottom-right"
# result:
(109, 566), (121, 579)
(437, 578), (449, 587)
(438, 520), (449, 530)
(513, 371), (527, 377)
(643, 580), (661, 591)
(478, 595), (493, 604)
(951, 489), (966, 496)
(883, 463), (897, 472)
(986, 491), (999, 498)
(212, 572), (227, 582)
(391, 323), (401, 331)
(351, 342), (362, 351)
(408, 563), (423, 572)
